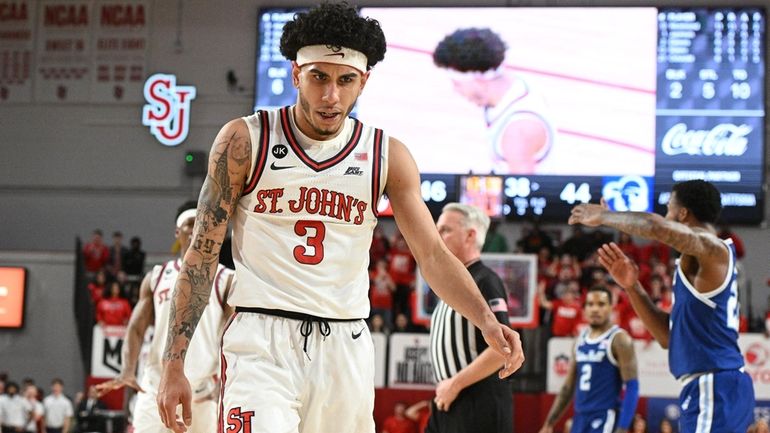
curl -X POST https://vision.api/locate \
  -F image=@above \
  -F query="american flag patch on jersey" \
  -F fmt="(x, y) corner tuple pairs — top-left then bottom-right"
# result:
(354, 152), (368, 161)
(488, 298), (508, 313)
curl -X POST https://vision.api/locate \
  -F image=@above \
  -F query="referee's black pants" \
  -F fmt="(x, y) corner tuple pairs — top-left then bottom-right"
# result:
(425, 375), (513, 433)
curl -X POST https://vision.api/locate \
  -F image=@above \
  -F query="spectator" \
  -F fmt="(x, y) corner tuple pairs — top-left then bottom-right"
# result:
(368, 312), (390, 336)
(388, 231), (417, 317)
(560, 226), (593, 261)
(75, 386), (107, 433)
(42, 379), (73, 433)
(630, 414), (647, 433)
(369, 258), (396, 326)
(393, 313), (420, 333)
(369, 226), (391, 269)
(122, 236), (146, 277)
(107, 231), (128, 277)
(0, 382), (27, 433)
(87, 270), (107, 306)
(656, 286), (673, 313)
(82, 229), (110, 278)
(404, 400), (431, 433)
(482, 220), (509, 253)
(716, 221), (745, 260)
(616, 232), (640, 263)
(516, 220), (554, 254)
(749, 419), (770, 433)
(22, 385), (43, 433)
(539, 282), (582, 337)
(658, 418), (675, 433)
(765, 295), (770, 336)
(95, 282), (132, 327)
(382, 401), (417, 433)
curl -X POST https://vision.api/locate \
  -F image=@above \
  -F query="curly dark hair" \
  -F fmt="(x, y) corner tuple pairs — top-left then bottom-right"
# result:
(280, 2), (386, 70)
(671, 180), (722, 224)
(433, 28), (507, 72)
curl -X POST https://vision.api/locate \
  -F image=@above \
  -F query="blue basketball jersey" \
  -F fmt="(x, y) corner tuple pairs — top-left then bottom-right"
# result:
(668, 238), (744, 379)
(574, 326), (623, 413)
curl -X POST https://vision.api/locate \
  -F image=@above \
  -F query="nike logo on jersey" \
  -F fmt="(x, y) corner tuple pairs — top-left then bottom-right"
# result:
(352, 328), (365, 339)
(325, 52), (345, 58)
(270, 162), (295, 170)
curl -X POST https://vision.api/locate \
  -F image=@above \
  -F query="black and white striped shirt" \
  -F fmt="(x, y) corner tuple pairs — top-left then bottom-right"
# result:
(429, 260), (510, 382)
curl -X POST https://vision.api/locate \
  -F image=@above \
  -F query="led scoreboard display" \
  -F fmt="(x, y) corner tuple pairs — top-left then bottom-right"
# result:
(255, 7), (765, 223)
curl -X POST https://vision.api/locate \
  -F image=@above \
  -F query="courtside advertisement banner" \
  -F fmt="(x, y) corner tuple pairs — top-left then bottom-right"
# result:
(387, 333), (435, 390)
(372, 332), (387, 388)
(91, 324), (126, 378)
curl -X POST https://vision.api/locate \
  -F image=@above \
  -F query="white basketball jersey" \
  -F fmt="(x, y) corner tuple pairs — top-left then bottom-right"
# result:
(231, 106), (388, 319)
(142, 260), (233, 390)
(484, 76), (556, 170)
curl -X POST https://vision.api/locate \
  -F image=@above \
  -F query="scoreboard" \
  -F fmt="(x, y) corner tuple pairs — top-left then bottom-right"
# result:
(255, 7), (766, 224)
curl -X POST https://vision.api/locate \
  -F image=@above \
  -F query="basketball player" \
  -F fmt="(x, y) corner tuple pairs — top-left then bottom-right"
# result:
(433, 28), (555, 174)
(96, 201), (234, 433)
(569, 179), (755, 433)
(427, 203), (513, 433)
(539, 286), (639, 433)
(156, 4), (525, 433)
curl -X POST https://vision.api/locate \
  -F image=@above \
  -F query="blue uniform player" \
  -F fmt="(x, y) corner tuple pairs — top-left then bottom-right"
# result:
(570, 179), (755, 433)
(540, 286), (640, 433)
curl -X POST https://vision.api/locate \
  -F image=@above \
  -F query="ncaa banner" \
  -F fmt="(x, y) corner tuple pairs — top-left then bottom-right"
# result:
(35, 0), (93, 102)
(90, 0), (151, 103)
(548, 334), (770, 398)
(142, 72), (196, 146)
(387, 333), (435, 390)
(0, 0), (36, 103)
(91, 324), (126, 378)
(372, 332), (387, 388)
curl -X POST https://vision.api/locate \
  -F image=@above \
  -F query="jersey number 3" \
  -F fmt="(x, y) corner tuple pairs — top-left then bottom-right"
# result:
(293, 220), (326, 265)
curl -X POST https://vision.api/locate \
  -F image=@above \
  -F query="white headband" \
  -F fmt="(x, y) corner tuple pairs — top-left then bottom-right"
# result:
(176, 209), (197, 228)
(446, 68), (503, 82)
(296, 45), (368, 73)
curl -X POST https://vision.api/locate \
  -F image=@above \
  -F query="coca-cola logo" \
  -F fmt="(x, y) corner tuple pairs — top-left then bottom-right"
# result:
(661, 123), (751, 156)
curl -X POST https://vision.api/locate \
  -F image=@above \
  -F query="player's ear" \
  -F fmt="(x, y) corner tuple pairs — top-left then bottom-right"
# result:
(358, 70), (371, 94)
(291, 61), (301, 88)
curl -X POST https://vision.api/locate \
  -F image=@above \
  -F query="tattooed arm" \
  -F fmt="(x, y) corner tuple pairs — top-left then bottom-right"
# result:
(569, 204), (726, 259)
(157, 119), (251, 432)
(539, 344), (577, 433)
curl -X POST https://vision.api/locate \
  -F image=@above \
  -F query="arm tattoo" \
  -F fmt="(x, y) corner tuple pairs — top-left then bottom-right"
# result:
(163, 129), (250, 362)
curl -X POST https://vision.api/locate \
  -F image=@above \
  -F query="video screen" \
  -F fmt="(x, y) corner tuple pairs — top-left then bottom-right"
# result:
(0, 267), (27, 329)
(255, 7), (765, 224)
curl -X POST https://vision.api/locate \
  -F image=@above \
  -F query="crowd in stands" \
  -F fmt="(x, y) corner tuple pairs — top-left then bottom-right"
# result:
(365, 220), (765, 339)
(0, 373), (107, 433)
(82, 229), (146, 326)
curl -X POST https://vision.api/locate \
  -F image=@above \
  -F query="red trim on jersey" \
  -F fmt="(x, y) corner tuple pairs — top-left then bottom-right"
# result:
(151, 262), (169, 293)
(217, 312), (237, 433)
(279, 106), (363, 172)
(242, 110), (270, 196)
(371, 128), (384, 217)
(173, 258), (181, 271)
(214, 267), (226, 309)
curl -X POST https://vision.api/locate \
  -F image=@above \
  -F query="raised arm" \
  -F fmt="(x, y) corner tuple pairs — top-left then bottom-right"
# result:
(96, 272), (154, 396)
(598, 243), (670, 348)
(611, 331), (639, 433)
(385, 137), (524, 378)
(539, 347), (577, 433)
(158, 118), (251, 431)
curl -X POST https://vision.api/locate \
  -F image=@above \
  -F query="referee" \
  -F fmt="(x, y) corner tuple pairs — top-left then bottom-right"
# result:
(427, 203), (516, 433)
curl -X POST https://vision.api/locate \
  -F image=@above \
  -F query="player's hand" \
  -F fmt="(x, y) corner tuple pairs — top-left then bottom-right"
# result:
(481, 322), (525, 378)
(568, 199), (609, 227)
(157, 361), (192, 433)
(94, 374), (144, 397)
(538, 424), (554, 433)
(597, 242), (639, 290)
(434, 378), (461, 412)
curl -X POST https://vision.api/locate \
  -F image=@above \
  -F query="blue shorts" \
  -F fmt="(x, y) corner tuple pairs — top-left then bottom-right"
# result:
(571, 408), (616, 433)
(679, 369), (754, 433)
